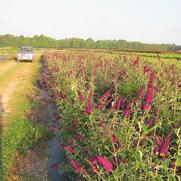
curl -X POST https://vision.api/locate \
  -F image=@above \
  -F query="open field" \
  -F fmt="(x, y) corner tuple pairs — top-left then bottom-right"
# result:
(0, 48), (180, 180)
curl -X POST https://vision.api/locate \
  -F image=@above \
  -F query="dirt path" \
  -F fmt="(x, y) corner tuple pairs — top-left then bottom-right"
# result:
(0, 58), (68, 181)
(0, 59), (48, 181)
(0, 61), (34, 125)
(0, 61), (17, 76)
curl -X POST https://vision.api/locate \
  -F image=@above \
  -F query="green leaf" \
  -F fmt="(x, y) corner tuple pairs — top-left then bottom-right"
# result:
(134, 150), (143, 169)
(176, 154), (181, 167)
(174, 127), (180, 138)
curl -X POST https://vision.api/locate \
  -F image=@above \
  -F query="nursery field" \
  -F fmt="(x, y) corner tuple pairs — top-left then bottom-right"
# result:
(41, 50), (181, 180)
(0, 48), (180, 181)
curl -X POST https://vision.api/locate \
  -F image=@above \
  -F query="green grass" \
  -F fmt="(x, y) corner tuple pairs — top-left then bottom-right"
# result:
(0, 47), (17, 57)
(1, 119), (46, 180)
(99, 49), (181, 61)
(0, 54), (48, 180)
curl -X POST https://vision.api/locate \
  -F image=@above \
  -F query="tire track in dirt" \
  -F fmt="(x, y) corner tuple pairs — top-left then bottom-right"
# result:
(0, 58), (48, 181)
(0, 61), (17, 77)
(0, 63), (33, 123)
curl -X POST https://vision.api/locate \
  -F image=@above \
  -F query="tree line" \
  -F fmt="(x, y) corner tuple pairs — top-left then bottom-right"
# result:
(0, 34), (180, 51)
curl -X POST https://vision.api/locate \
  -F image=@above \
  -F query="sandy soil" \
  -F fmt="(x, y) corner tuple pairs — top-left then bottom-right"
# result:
(0, 61), (33, 121)
(0, 60), (48, 181)
(0, 61), (17, 76)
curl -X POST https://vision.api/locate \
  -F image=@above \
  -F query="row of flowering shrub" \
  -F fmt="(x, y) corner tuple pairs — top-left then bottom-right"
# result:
(42, 51), (180, 180)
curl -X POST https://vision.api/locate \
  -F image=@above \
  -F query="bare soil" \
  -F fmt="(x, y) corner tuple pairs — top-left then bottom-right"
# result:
(0, 60), (48, 181)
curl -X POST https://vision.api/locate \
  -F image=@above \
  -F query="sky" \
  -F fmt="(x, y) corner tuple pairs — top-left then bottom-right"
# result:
(0, 0), (181, 45)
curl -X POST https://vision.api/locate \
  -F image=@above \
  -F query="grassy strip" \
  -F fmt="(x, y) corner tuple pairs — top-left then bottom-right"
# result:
(0, 47), (17, 57)
(2, 62), (39, 129)
(0, 55), (48, 180)
(0, 62), (23, 88)
(1, 119), (46, 180)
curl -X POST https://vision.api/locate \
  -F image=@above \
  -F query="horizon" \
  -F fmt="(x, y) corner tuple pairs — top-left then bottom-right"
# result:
(0, 0), (181, 45)
(0, 33), (180, 46)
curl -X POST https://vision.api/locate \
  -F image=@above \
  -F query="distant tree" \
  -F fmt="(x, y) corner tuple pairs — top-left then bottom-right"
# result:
(0, 34), (179, 51)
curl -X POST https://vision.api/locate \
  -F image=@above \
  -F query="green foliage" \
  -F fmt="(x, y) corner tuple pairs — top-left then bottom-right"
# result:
(43, 51), (181, 180)
(0, 120), (46, 180)
(0, 34), (180, 52)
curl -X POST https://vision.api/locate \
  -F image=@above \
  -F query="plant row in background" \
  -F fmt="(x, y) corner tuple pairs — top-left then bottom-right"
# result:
(42, 50), (181, 180)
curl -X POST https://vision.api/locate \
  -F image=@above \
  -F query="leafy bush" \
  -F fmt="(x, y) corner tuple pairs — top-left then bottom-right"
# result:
(42, 51), (181, 180)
